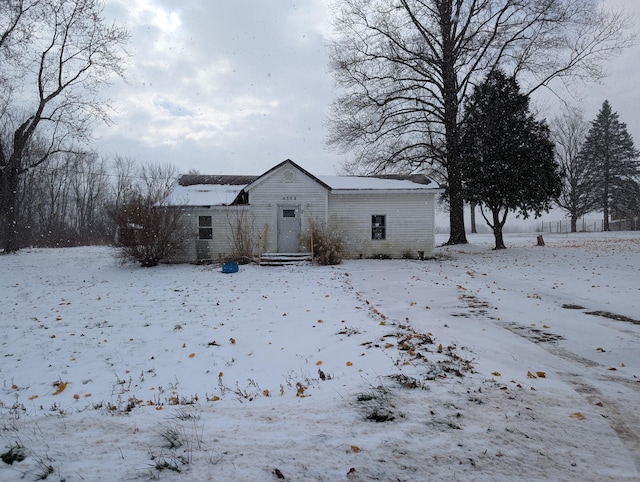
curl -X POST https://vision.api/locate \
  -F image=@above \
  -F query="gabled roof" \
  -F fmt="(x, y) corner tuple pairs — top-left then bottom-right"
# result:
(170, 159), (440, 206)
(242, 159), (332, 192)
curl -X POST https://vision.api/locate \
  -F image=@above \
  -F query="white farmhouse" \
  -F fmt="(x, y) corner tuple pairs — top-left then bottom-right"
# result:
(166, 159), (442, 263)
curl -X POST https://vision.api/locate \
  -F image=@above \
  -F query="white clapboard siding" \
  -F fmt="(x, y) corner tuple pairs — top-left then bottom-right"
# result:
(328, 192), (435, 259)
(167, 205), (251, 263)
(246, 163), (329, 253)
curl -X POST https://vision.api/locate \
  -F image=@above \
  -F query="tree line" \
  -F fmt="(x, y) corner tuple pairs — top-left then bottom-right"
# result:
(327, 0), (639, 249)
(1, 150), (179, 250)
(2, 0), (640, 255)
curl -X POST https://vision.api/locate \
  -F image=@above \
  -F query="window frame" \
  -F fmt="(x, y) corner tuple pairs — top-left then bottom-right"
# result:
(198, 215), (213, 240)
(371, 214), (386, 240)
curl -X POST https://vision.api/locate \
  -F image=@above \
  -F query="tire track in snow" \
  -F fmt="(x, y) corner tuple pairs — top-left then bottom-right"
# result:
(456, 291), (640, 474)
(556, 372), (640, 475)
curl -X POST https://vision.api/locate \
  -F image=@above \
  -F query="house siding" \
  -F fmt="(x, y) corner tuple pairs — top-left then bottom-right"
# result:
(328, 192), (435, 259)
(246, 164), (328, 254)
(166, 160), (440, 263)
(167, 205), (251, 263)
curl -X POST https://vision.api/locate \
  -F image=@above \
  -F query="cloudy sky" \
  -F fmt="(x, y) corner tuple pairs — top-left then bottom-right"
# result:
(97, 0), (640, 176)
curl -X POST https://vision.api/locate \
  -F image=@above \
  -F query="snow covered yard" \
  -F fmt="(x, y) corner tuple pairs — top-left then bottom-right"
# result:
(1, 232), (639, 481)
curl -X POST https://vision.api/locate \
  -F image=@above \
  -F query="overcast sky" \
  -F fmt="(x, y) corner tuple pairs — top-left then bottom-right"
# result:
(98, 0), (640, 176)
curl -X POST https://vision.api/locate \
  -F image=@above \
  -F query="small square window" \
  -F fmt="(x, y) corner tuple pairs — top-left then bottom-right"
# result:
(372, 215), (386, 240)
(198, 215), (212, 240)
(282, 209), (296, 218)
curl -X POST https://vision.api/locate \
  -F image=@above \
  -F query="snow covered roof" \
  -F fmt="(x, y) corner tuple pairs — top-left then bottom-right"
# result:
(169, 161), (440, 206)
(318, 175), (436, 191)
(166, 183), (245, 206)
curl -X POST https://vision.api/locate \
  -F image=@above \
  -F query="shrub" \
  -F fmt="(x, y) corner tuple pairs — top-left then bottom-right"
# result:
(109, 194), (188, 267)
(226, 209), (257, 264)
(303, 219), (345, 265)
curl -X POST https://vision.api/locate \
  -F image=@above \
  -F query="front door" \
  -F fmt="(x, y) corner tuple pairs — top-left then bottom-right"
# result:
(277, 205), (301, 253)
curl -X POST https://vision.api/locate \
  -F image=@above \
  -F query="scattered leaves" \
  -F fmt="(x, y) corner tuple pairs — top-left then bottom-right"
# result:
(52, 381), (67, 395)
(350, 445), (361, 453)
(188, 353), (196, 358)
(570, 412), (585, 420)
(346, 361), (353, 366)
(527, 371), (537, 379)
(491, 372), (501, 377)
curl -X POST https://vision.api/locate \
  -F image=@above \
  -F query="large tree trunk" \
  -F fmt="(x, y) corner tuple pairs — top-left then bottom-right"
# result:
(441, 2), (467, 246)
(470, 202), (477, 234)
(571, 216), (577, 233)
(0, 164), (21, 253)
(491, 208), (507, 250)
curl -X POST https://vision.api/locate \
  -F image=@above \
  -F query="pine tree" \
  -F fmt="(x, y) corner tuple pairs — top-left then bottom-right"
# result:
(460, 70), (562, 249)
(579, 101), (640, 231)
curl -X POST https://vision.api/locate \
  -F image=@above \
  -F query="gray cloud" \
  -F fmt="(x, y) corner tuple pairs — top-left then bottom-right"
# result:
(96, 0), (640, 176)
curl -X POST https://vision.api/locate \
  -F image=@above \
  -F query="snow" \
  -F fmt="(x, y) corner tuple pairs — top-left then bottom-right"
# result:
(166, 184), (244, 206)
(1, 231), (639, 481)
(319, 175), (437, 191)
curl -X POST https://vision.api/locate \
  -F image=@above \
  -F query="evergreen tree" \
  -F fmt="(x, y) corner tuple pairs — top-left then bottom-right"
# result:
(579, 101), (639, 231)
(460, 70), (561, 249)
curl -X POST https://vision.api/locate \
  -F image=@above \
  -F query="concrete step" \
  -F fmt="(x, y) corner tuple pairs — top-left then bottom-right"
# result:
(257, 252), (312, 266)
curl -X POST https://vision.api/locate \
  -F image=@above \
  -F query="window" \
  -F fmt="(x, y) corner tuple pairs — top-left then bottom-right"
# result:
(282, 209), (296, 218)
(198, 215), (212, 240)
(371, 215), (386, 240)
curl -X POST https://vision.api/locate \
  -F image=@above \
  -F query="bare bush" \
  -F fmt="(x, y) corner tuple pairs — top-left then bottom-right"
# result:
(226, 209), (256, 264)
(303, 219), (344, 265)
(110, 194), (187, 267)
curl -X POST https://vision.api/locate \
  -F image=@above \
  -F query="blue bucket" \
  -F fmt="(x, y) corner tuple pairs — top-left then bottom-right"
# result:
(221, 261), (239, 273)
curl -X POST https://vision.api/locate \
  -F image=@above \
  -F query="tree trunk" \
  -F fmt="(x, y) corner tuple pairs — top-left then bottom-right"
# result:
(470, 202), (477, 234)
(1, 165), (21, 253)
(492, 209), (507, 250)
(571, 216), (577, 233)
(441, 3), (467, 246)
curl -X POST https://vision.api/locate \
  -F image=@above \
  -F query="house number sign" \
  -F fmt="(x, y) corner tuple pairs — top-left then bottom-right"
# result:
(282, 196), (297, 200)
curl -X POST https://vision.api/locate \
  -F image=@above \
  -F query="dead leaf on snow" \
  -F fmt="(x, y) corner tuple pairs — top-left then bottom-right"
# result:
(52, 381), (67, 395)
(527, 371), (537, 379)
(571, 412), (586, 420)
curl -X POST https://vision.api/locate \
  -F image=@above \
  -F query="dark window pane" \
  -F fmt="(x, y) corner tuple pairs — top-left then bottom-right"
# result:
(199, 228), (213, 240)
(372, 215), (386, 240)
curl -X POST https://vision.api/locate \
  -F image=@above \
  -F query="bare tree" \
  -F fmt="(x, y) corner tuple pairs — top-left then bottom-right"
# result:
(551, 106), (595, 232)
(111, 155), (138, 211)
(0, 0), (128, 253)
(109, 160), (187, 267)
(328, 0), (636, 245)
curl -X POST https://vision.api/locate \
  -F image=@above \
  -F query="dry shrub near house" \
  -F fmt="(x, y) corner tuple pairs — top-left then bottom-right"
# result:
(110, 195), (188, 267)
(304, 219), (344, 265)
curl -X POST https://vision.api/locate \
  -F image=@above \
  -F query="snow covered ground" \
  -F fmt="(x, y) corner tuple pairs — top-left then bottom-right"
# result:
(1, 231), (639, 481)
